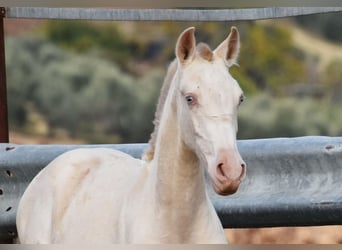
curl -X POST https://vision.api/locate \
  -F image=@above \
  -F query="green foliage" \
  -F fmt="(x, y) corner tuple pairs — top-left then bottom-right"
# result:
(238, 94), (342, 139)
(7, 21), (340, 143)
(295, 12), (342, 43)
(321, 59), (342, 102)
(322, 59), (342, 87)
(6, 37), (62, 127)
(42, 21), (307, 95)
(6, 36), (163, 143)
(43, 21), (137, 71)
(237, 23), (306, 93)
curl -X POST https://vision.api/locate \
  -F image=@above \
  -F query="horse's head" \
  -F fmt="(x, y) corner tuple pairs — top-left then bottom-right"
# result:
(175, 27), (246, 195)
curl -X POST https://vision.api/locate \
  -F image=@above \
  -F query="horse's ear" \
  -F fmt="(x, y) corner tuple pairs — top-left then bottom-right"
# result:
(176, 27), (196, 64)
(214, 26), (240, 67)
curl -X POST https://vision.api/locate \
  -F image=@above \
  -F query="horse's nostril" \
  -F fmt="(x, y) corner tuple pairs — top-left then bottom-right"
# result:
(217, 163), (225, 178)
(239, 162), (247, 182)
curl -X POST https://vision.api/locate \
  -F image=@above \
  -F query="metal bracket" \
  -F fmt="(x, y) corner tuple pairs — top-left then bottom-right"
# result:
(0, 7), (5, 18)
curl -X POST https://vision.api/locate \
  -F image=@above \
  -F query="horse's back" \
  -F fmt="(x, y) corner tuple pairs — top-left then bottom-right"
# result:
(17, 148), (143, 243)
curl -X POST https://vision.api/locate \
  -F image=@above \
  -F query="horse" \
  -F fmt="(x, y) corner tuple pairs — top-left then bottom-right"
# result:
(16, 26), (246, 244)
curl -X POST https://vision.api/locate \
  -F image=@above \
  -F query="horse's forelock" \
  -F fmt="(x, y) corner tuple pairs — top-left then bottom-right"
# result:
(196, 43), (213, 62)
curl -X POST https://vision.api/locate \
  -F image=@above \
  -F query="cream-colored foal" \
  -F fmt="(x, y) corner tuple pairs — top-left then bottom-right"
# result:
(16, 26), (246, 244)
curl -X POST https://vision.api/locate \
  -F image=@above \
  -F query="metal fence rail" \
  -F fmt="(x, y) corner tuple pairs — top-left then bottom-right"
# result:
(1, 136), (342, 241)
(5, 7), (342, 21)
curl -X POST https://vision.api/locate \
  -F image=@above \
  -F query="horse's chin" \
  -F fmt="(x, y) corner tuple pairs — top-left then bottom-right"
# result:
(211, 179), (241, 196)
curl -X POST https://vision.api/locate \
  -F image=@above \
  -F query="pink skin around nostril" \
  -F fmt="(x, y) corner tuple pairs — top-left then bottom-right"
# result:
(216, 163), (227, 182)
(215, 150), (246, 183)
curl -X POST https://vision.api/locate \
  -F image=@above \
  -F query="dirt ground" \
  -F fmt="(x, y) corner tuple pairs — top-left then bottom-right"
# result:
(225, 226), (342, 244)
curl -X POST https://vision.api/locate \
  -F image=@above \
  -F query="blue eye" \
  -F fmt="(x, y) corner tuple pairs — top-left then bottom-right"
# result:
(186, 96), (194, 104)
(185, 94), (197, 106)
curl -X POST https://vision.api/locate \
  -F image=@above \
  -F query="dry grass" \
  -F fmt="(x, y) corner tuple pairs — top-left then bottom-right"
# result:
(9, 131), (85, 144)
(260, 19), (342, 71)
(290, 24), (342, 71)
(4, 19), (43, 36)
(225, 226), (342, 244)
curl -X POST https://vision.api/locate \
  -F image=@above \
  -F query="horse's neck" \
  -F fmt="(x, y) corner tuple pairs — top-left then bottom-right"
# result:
(147, 87), (210, 240)
(153, 117), (207, 207)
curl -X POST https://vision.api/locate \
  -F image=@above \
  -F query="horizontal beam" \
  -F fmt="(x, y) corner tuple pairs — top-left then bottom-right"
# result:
(0, 136), (342, 241)
(2, 1), (342, 8)
(5, 7), (342, 21)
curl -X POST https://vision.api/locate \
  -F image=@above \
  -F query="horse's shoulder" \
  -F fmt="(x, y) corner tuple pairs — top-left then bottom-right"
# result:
(45, 148), (137, 173)
(25, 148), (141, 205)
(38, 148), (138, 189)
(53, 147), (136, 164)
(23, 148), (142, 233)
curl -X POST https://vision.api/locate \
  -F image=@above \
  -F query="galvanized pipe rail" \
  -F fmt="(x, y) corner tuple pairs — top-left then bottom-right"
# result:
(1, 136), (342, 241)
(5, 7), (342, 21)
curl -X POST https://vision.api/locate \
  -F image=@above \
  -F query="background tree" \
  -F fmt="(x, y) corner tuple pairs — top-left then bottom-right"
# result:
(6, 15), (342, 143)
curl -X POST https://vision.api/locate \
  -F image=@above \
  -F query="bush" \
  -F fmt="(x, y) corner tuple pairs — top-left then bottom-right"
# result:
(321, 59), (342, 102)
(41, 21), (308, 96)
(6, 36), (164, 143)
(7, 23), (337, 143)
(295, 12), (342, 43)
(237, 23), (306, 93)
(42, 20), (154, 74)
(238, 94), (342, 139)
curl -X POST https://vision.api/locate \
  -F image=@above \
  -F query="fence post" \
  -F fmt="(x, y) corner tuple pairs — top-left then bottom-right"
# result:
(0, 7), (8, 143)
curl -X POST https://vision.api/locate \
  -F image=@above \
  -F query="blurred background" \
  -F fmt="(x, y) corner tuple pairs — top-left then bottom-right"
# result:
(4, 12), (342, 243)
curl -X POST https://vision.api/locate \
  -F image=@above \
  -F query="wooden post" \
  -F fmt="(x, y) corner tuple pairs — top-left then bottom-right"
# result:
(0, 7), (8, 142)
